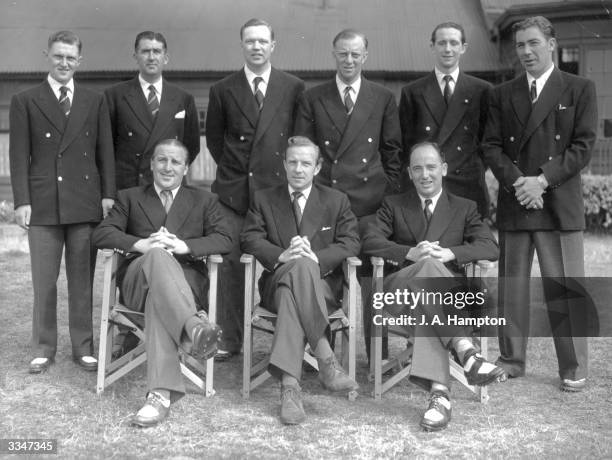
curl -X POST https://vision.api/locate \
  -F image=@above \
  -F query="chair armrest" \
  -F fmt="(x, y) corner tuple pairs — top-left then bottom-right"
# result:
(370, 256), (384, 267)
(101, 248), (115, 260)
(346, 256), (362, 267)
(240, 253), (255, 265)
(206, 254), (223, 264)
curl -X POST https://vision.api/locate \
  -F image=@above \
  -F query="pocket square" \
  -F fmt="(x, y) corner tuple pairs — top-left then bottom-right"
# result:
(321, 226), (332, 231)
(175, 110), (186, 119)
(557, 104), (567, 111)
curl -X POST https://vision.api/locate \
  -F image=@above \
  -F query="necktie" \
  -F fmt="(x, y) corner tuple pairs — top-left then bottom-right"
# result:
(161, 190), (173, 214)
(443, 75), (453, 106)
(424, 198), (433, 224)
(253, 76), (264, 111)
(530, 80), (537, 103)
(59, 86), (71, 117)
(292, 191), (303, 231)
(344, 86), (354, 114)
(148, 84), (160, 118)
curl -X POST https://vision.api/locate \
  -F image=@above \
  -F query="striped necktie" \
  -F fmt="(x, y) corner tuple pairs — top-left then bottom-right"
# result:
(443, 75), (453, 106)
(148, 84), (160, 118)
(59, 86), (71, 117)
(344, 86), (354, 114)
(292, 191), (303, 231)
(161, 190), (173, 213)
(253, 76), (264, 111)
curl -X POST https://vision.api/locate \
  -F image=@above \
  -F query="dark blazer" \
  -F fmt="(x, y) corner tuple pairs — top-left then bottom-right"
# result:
(206, 68), (305, 215)
(294, 78), (402, 217)
(399, 71), (491, 216)
(482, 68), (597, 231)
(240, 183), (360, 293)
(9, 80), (115, 225)
(361, 189), (498, 275)
(92, 184), (232, 301)
(105, 77), (200, 190)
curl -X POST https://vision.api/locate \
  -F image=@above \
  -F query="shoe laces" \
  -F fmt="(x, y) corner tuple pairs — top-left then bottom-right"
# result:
(281, 385), (301, 400)
(428, 392), (450, 411)
(147, 391), (170, 408)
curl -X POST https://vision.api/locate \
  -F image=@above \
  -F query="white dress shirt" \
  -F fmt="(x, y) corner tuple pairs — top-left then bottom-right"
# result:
(526, 63), (555, 103)
(336, 74), (362, 106)
(47, 75), (74, 101)
(434, 67), (459, 97)
(244, 64), (272, 97)
(139, 74), (163, 101)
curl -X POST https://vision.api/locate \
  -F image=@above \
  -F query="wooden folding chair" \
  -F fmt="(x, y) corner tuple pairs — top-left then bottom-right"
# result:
(96, 249), (222, 397)
(241, 254), (361, 400)
(369, 257), (495, 403)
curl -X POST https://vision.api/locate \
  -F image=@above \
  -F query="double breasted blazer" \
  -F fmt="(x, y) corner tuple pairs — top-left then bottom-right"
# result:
(92, 184), (232, 301)
(9, 80), (115, 225)
(105, 77), (200, 190)
(240, 183), (360, 293)
(206, 68), (305, 215)
(399, 71), (491, 217)
(361, 189), (498, 275)
(482, 69), (598, 231)
(294, 78), (402, 217)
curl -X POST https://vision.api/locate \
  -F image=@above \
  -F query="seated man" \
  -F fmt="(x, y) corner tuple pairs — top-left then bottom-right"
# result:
(241, 136), (360, 425)
(93, 139), (231, 427)
(361, 141), (505, 432)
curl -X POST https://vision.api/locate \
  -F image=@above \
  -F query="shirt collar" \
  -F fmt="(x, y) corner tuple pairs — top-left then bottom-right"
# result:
(139, 74), (163, 98)
(154, 183), (180, 200)
(526, 63), (555, 100)
(244, 64), (272, 92)
(47, 75), (74, 98)
(288, 184), (312, 202)
(418, 188), (443, 211)
(434, 67), (460, 87)
(336, 74), (362, 100)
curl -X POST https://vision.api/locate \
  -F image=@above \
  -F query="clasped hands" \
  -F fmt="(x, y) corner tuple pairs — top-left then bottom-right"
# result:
(406, 240), (455, 263)
(513, 176), (547, 210)
(132, 226), (190, 255)
(278, 235), (319, 265)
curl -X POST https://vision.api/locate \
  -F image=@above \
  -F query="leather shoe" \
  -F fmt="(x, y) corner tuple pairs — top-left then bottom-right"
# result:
(28, 357), (54, 374)
(73, 355), (98, 371)
(214, 349), (236, 362)
(280, 384), (306, 425)
(131, 392), (170, 427)
(560, 378), (586, 392)
(111, 331), (140, 360)
(420, 391), (452, 432)
(317, 354), (359, 392)
(463, 350), (506, 386)
(189, 317), (222, 361)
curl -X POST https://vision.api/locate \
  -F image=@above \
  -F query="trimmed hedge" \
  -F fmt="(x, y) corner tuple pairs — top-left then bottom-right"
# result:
(486, 173), (612, 232)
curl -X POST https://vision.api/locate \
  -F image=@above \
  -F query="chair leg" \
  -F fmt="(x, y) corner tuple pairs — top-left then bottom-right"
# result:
(242, 257), (256, 399)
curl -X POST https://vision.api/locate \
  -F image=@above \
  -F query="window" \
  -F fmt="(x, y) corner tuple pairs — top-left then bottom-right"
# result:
(558, 47), (579, 75)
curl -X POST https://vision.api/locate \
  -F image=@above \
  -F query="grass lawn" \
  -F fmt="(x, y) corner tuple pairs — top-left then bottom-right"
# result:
(1, 231), (611, 459)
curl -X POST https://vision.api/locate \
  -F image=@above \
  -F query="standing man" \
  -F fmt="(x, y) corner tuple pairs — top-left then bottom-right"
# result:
(206, 18), (305, 359)
(294, 29), (402, 219)
(93, 139), (231, 427)
(399, 22), (491, 218)
(482, 16), (597, 391)
(241, 136), (360, 425)
(9, 31), (115, 373)
(105, 31), (200, 190)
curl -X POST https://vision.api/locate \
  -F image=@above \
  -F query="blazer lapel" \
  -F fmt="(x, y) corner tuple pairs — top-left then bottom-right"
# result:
(424, 191), (454, 242)
(253, 68), (287, 145)
(144, 80), (177, 154)
(137, 185), (166, 230)
(59, 83), (91, 153)
(520, 69), (567, 151)
(511, 75), (531, 129)
(164, 186), (193, 234)
(421, 73), (446, 127)
(336, 78), (376, 158)
(400, 191), (428, 243)
(300, 186), (324, 240)
(271, 190), (299, 248)
(438, 72), (471, 146)
(32, 81), (66, 133)
(228, 70), (260, 129)
(124, 78), (154, 132)
(319, 81), (349, 145)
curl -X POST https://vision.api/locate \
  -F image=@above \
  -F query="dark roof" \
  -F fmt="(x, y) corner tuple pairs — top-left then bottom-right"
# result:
(1, 0), (501, 74)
